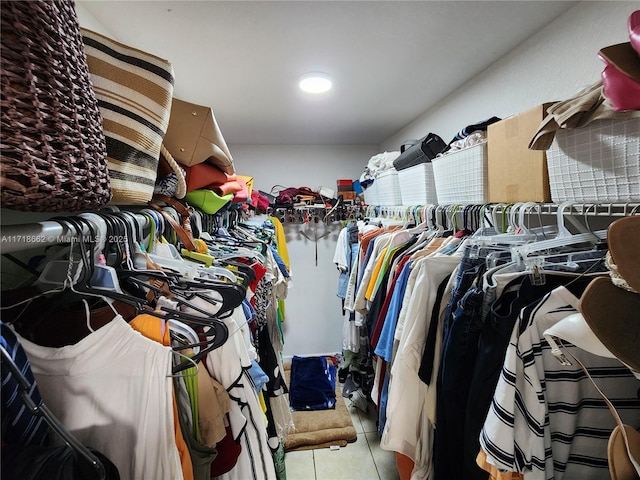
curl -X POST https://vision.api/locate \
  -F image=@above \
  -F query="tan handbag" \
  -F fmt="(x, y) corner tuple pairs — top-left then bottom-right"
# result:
(163, 98), (235, 174)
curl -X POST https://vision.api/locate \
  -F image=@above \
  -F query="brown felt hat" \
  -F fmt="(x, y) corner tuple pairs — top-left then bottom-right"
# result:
(580, 216), (640, 372)
(598, 42), (640, 83)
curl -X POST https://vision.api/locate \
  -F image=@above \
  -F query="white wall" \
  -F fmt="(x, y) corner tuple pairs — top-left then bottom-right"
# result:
(228, 144), (377, 357)
(380, 1), (637, 151)
(227, 144), (377, 195)
(75, 3), (115, 37)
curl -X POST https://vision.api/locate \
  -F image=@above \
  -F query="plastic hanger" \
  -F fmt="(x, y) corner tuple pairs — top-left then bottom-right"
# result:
(170, 279), (246, 317)
(511, 201), (601, 265)
(139, 306), (229, 374)
(168, 319), (201, 355)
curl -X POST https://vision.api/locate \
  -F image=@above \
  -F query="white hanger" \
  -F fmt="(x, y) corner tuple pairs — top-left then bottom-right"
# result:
(511, 201), (600, 265)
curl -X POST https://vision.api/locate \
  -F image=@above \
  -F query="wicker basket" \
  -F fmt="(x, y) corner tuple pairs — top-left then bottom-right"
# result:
(0, 0), (111, 212)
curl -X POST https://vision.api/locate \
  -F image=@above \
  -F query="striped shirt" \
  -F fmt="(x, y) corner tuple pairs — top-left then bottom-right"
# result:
(480, 286), (640, 480)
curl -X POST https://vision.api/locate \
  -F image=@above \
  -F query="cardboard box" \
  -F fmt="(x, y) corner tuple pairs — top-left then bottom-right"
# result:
(488, 103), (553, 203)
(340, 191), (357, 201)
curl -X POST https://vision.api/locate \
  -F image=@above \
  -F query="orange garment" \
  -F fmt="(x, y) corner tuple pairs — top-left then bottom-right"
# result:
(476, 449), (524, 480)
(130, 314), (194, 480)
(396, 452), (414, 480)
(360, 227), (382, 259)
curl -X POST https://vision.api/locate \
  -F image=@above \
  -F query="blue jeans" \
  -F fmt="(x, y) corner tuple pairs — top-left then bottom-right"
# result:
(441, 246), (485, 343)
(434, 285), (485, 480)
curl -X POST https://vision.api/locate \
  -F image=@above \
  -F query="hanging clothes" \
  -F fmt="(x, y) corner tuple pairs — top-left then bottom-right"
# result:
(335, 207), (640, 480)
(13, 316), (184, 480)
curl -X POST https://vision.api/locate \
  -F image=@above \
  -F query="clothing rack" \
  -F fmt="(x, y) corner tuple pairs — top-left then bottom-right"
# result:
(0, 213), (151, 254)
(364, 202), (640, 226)
(266, 203), (365, 224)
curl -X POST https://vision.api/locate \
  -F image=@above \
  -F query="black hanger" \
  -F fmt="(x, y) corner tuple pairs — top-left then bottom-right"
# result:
(56, 217), (148, 312)
(169, 279), (245, 318)
(139, 306), (229, 374)
(216, 259), (256, 285)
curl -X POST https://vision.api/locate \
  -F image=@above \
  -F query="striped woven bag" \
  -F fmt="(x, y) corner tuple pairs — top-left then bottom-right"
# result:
(81, 28), (174, 205)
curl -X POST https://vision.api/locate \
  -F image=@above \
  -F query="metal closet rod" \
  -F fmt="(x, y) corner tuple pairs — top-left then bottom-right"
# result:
(0, 213), (151, 255)
(366, 202), (640, 219)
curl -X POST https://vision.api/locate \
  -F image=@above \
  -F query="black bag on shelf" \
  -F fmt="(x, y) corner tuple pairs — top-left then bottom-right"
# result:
(393, 133), (447, 171)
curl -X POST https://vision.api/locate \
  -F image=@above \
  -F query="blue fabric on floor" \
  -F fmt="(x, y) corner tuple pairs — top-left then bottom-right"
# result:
(289, 355), (336, 411)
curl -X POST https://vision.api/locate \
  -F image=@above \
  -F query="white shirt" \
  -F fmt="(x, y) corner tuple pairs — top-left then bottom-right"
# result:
(15, 316), (183, 480)
(381, 254), (460, 479)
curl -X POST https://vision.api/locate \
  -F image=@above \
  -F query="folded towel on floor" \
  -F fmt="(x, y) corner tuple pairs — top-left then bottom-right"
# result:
(289, 356), (336, 411)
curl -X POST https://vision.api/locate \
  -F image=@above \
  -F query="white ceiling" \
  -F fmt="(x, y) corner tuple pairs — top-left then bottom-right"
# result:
(79, 1), (578, 146)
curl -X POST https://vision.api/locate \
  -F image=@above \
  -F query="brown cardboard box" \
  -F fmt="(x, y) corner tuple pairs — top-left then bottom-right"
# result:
(340, 191), (357, 201)
(488, 103), (554, 202)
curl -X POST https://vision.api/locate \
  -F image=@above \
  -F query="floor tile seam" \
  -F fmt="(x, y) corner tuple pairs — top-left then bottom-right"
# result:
(363, 431), (387, 480)
(311, 449), (318, 480)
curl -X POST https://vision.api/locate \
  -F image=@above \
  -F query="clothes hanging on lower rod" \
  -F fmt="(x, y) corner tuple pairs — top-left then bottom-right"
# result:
(333, 205), (640, 480)
(0, 207), (293, 480)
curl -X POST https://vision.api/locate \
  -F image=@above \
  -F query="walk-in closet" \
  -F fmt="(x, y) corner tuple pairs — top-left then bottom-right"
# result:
(1, 1), (639, 480)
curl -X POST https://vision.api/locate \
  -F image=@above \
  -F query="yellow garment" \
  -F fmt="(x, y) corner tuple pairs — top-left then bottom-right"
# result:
(258, 391), (268, 426)
(268, 216), (290, 272)
(268, 215), (289, 322)
(476, 449), (524, 480)
(365, 246), (389, 301)
(129, 314), (195, 480)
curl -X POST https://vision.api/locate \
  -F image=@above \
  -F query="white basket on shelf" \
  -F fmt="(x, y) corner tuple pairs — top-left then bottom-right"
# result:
(432, 143), (488, 204)
(363, 181), (378, 205)
(398, 163), (438, 205)
(546, 117), (640, 203)
(374, 169), (402, 206)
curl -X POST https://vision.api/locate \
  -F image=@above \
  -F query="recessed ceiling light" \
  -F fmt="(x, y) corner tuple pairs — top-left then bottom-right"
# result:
(299, 73), (332, 94)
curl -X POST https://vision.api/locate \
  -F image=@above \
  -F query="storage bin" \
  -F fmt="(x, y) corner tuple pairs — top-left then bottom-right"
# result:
(375, 169), (402, 205)
(363, 181), (379, 205)
(432, 143), (488, 204)
(546, 117), (640, 203)
(398, 163), (438, 205)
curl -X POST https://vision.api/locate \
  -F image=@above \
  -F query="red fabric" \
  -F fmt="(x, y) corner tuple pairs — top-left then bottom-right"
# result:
(245, 260), (266, 293)
(250, 191), (269, 210)
(370, 255), (411, 350)
(209, 424), (241, 477)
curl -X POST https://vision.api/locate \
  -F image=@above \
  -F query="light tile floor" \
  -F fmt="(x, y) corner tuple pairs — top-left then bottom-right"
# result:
(285, 398), (400, 480)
